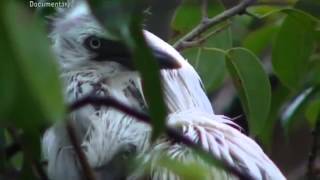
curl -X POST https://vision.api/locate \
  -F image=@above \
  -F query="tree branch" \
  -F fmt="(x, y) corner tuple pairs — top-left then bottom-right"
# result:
(69, 96), (150, 122)
(66, 121), (96, 180)
(69, 96), (254, 180)
(177, 21), (230, 50)
(174, 0), (257, 51)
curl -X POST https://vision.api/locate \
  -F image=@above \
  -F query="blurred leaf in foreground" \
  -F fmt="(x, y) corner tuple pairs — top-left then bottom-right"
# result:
(3, 1), (65, 126)
(88, 0), (167, 139)
(1, 2), (65, 178)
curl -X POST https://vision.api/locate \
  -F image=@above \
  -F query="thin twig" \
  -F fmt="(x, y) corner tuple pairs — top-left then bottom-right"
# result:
(69, 95), (254, 180)
(69, 96), (149, 122)
(307, 120), (320, 179)
(176, 22), (230, 50)
(174, 0), (257, 51)
(200, 0), (209, 21)
(66, 121), (96, 180)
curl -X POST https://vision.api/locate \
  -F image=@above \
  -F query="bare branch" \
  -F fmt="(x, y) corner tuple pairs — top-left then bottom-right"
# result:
(174, 0), (257, 51)
(69, 96), (149, 122)
(66, 122), (96, 180)
(175, 22), (230, 51)
(69, 96), (254, 180)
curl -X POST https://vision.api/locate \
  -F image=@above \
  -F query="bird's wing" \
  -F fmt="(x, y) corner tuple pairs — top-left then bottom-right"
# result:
(146, 110), (285, 180)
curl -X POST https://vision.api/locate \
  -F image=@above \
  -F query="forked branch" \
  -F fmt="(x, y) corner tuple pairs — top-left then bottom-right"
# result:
(174, 0), (257, 51)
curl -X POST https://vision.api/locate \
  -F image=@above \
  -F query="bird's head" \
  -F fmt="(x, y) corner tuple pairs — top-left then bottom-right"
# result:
(50, 1), (181, 77)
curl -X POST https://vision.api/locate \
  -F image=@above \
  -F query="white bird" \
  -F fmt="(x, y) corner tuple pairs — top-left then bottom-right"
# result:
(42, 1), (286, 180)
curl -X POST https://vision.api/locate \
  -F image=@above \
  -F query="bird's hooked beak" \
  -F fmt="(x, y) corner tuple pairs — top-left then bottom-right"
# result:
(149, 46), (182, 69)
(86, 34), (181, 70)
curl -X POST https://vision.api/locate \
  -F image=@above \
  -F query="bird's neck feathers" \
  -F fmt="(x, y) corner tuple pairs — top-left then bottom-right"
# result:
(143, 31), (213, 113)
(161, 63), (214, 114)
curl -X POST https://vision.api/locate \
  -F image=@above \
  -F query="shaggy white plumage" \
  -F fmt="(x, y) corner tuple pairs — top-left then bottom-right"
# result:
(42, 1), (286, 180)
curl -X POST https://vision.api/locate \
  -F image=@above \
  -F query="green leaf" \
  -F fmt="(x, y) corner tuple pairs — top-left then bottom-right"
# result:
(157, 155), (211, 180)
(11, 152), (23, 170)
(89, 1), (167, 139)
(172, 0), (226, 35)
(247, 5), (285, 19)
(247, 5), (320, 21)
(0, 3), (62, 176)
(174, 0), (228, 35)
(226, 48), (271, 136)
(88, 0), (146, 39)
(173, 3), (201, 34)
(304, 55), (320, 86)
(272, 11), (316, 89)
(3, 2), (65, 124)
(0, 15), (17, 121)
(260, 84), (290, 147)
(128, 24), (168, 139)
(184, 28), (232, 92)
(306, 99), (320, 127)
(243, 25), (279, 55)
(186, 48), (226, 92)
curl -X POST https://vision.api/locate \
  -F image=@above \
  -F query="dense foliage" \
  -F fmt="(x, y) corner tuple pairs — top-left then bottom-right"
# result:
(0, 0), (319, 179)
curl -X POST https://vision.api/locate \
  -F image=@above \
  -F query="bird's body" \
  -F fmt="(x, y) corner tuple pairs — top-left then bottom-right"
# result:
(145, 32), (285, 180)
(42, 2), (286, 180)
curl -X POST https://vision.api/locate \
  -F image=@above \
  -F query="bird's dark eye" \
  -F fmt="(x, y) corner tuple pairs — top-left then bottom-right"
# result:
(88, 36), (101, 50)
(83, 35), (134, 68)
